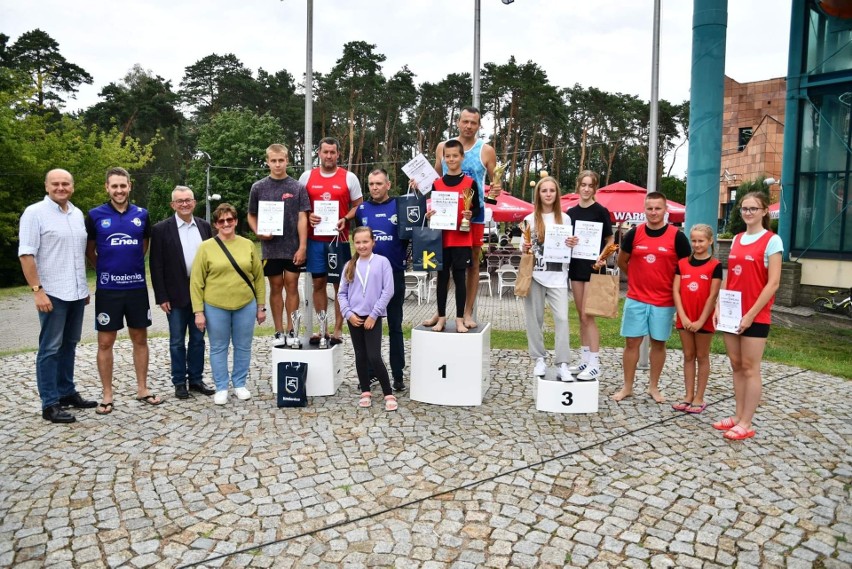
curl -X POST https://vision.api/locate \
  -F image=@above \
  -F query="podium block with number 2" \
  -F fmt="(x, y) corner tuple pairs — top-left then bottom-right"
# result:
(271, 344), (343, 397)
(534, 377), (599, 414)
(410, 322), (491, 406)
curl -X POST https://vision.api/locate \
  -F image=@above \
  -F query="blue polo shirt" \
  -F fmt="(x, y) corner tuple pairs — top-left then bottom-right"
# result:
(86, 202), (150, 290)
(357, 198), (407, 272)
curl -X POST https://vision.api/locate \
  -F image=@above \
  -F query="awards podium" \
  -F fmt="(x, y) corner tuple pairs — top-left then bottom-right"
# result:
(271, 344), (343, 397)
(410, 321), (491, 406)
(534, 375), (599, 414)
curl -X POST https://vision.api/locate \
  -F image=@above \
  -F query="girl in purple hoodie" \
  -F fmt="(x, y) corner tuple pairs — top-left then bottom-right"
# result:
(338, 226), (397, 411)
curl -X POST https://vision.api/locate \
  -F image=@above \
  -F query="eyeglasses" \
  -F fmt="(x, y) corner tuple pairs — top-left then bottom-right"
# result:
(739, 207), (764, 214)
(216, 217), (236, 226)
(172, 199), (196, 205)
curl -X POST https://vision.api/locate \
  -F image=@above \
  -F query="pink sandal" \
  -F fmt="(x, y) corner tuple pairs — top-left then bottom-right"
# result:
(712, 417), (736, 431)
(358, 392), (372, 408)
(384, 395), (398, 411)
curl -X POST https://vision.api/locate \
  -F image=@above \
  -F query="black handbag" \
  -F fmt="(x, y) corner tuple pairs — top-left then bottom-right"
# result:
(395, 190), (427, 240)
(276, 362), (308, 407)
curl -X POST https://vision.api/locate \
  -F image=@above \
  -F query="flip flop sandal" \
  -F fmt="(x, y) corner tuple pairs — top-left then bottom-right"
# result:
(358, 392), (372, 408)
(723, 425), (755, 440)
(384, 395), (398, 412)
(685, 402), (708, 414)
(712, 417), (737, 431)
(136, 394), (163, 406)
(96, 402), (114, 415)
(672, 401), (692, 411)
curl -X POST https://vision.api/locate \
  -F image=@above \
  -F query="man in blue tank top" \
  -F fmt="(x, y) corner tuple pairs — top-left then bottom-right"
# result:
(356, 168), (408, 392)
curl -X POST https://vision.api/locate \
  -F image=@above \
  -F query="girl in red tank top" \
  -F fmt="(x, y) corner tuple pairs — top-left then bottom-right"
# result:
(672, 224), (722, 415)
(713, 192), (782, 441)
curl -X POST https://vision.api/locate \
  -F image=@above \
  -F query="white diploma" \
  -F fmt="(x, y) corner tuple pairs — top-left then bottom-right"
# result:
(572, 220), (604, 260)
(543, 224), (573, 263)
(256, 200), (284, 235)
(429, 191), (459, 230)
(716, 289), (743, 334)
(313, 200), (339, 236)
(402, 153), (440, 194)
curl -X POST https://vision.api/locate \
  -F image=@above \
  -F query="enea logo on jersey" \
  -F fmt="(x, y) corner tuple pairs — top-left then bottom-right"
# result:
(372, 229), (394, 242)
(108, 233), (139, 246)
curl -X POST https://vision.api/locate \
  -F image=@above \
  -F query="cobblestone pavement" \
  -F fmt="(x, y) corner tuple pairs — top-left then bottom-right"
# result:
(1, 333), (850, 568)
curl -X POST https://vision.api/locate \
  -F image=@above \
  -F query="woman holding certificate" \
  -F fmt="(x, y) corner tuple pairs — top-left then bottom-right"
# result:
(523, 177), (579, 380)
(714, 192), (782, 441)
(567, 171), (614, 381)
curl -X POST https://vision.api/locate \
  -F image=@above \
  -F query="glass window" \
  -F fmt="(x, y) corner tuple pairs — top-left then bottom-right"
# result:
(806, 6), (852, 75)
(794, 172), (849, 252)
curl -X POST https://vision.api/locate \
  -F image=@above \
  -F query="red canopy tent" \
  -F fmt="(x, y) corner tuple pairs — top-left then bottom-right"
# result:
(769, 202), (780, 219)
(427, 187), (533, 223)
(561, 180), (685, 224)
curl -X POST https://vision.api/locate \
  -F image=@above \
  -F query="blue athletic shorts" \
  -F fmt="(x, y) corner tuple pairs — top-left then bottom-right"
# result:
(306, 238), (352, 275)
(620, 298), (676, 341)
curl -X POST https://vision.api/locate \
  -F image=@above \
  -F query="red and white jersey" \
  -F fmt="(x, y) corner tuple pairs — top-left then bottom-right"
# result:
(626, 224), (680, 307)
(305, 168), (352, 242)
(727, 231), (775, 325)
(676, 257), (721, 332)
(433, 176), (474, 249)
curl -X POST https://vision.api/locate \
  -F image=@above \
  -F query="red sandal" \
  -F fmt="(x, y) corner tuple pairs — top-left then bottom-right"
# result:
(723, 425), (755, 440)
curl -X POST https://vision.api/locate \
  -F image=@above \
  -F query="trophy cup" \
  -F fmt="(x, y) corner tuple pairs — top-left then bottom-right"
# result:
(522, 220), (533, 254)
(288, 310), (302, 349)
(486, 161), (507, 205)
(460, 187), (475, 232)
(317, 310), (329, 349)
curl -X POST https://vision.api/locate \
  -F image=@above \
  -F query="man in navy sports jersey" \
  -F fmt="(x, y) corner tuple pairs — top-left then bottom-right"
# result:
(356, 168), (408, 392)
(86, 167), (162, 414)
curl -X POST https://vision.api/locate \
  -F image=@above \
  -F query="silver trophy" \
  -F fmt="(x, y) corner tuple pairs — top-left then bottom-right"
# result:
(288, 310), (302, 349)
(317, 310), (329, 349)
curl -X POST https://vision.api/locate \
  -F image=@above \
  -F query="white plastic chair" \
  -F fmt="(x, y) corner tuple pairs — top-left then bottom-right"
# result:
(478, 272), (493, 297)
(404, 274), (422, 305)
(496, 264), (518, 297)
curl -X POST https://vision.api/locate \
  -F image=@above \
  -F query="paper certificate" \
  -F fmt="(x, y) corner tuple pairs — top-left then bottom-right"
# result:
(313, 200), (339, 236)
(716, 289), (742, 334)
(543, 224), (573, 263)
(402, 153), (440, 194)
(256, 200), (284, 235)
(429, 191), (458, 230)
(572, 220), (604, 261)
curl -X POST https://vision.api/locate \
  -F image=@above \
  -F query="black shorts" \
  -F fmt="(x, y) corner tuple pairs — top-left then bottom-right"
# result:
(443, 247), (472, 271)
(263, 258), (306, 276)
(740, 322), (770, 338)
(95, 288), (151, 331)
(569, 258), (596, 282)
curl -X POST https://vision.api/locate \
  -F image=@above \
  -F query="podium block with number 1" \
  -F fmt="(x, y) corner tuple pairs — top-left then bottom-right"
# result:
(410, 322), (491, 406)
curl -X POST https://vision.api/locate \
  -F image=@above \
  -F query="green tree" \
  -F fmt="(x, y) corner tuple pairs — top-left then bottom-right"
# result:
(179, 53), (259, 120)
(725, 177), (770, 235)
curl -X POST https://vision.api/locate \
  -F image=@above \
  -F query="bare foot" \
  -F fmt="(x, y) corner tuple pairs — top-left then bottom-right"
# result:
(431, 317), (446, 332)
(422, 314), (439, 327)
(463, 316), (478, 329)
(456, 318), (469, 333)
(611, 388), (633, 402)
(648, 388), (666, 403)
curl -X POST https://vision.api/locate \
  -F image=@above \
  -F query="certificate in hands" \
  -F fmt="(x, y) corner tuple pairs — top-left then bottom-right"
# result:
(402, 153), (440, 194)
(716, 289), (742, 334)
(572, 220), (604, 260)
(429, 191), (458, 230)
(314, 200), (339, 236)
(256, 201), (285, 235)
(543, 224), (573, 263)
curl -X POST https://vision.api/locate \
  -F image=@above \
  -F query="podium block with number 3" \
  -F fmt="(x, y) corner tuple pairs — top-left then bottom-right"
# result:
(534, 377), (599, 414)
(410, 322), (491, 406)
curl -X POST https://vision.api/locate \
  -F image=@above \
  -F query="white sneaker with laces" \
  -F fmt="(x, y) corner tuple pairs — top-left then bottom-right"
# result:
(576, 367), (601, 381)
(272, 331), (286, 347)
(567, 362), (587, 374)
(533, 358), (546, 377)
(214, 390), (228, 405)
(235, 387), (252, 400)
(557, 363), (574, 382)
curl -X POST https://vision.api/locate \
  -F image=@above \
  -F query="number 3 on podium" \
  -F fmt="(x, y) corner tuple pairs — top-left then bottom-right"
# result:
(561, 391), (573, 406)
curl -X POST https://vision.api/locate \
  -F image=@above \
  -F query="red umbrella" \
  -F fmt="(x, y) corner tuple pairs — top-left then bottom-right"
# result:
(562, 180), (685, 224)
(485, 187), (534, 222)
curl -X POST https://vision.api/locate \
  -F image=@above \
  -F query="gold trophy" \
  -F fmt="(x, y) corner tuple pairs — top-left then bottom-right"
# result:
(460, 187), (475, 232)
(487, 161), (507, 204)
(521, 220), (532, 251)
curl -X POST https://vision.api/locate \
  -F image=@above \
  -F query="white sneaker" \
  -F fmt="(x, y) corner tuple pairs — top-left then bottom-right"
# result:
(272, 331), (286, 347)
(577, 367), (601, 381)
(557, 363), (574, 382)
(234, 387), (252, 400)
(213, 390), (228, 405)
(533, 358), (546, 377)
(567, 362), (587, 374)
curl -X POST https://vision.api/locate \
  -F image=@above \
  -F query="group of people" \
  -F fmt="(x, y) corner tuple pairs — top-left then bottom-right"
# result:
(522, 170), (781, 441)
(21, 105), (782, 437)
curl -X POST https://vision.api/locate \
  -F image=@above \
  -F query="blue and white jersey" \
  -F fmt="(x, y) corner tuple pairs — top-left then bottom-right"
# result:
(443, 138), (486, 223)
(86, 202), (150, 290)
(357, 199), (407, 272)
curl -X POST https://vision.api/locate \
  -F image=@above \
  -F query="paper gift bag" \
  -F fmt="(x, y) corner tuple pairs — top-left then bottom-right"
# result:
(514, 253), (534, 297)
(396, 191), (426, 240)
(584, 269), (620, 319)
(276, 362), (308, 408)
(411, 226), (443, 271)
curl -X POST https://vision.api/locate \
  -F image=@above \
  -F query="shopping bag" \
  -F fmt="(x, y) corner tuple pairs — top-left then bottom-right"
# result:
(584, 269), (620, 319)
(411, 226), (443, 271)
(325, 235), (350, 284)
(396, 191), (426, 240)
(514, 253), (534, 297)
(276, 361), (308, 407)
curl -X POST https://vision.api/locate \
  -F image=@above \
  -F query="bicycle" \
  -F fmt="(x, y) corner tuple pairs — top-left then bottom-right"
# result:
(812, 287), (852, 318)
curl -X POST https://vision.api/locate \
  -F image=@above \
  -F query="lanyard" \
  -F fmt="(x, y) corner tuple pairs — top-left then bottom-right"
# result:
(355, 254), (373, 296)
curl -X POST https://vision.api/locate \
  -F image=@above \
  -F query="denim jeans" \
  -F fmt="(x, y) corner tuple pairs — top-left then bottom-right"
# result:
(167, 304), (206, 385)
(36, 296), (86, 409)
(205, 301), (256, 391)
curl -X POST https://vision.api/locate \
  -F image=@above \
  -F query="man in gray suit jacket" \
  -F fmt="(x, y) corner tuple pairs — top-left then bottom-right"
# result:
(150, 186), (215, 399)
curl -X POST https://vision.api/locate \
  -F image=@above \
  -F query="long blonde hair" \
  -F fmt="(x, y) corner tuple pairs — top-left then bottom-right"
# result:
(343, 226), (373, 283)
(532, 176), (564, 243)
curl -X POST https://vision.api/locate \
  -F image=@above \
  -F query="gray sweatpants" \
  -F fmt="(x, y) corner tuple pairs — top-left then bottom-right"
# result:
(523, 279), (571, 364)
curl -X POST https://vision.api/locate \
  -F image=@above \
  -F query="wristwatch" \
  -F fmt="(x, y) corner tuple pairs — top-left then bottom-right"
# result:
(32, 285), (43, 292)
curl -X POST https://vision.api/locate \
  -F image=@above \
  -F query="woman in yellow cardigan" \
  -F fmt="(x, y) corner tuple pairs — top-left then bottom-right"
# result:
(190, 204), (266, 405)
